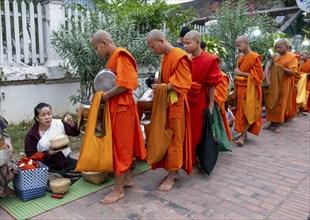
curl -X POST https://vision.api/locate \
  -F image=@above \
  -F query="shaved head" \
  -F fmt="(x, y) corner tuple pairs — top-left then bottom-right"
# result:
(275, 38), (287, 46)
(184, 30), (201, 41)
(147, 29), (166, 42)
(92, 30), (113, 43)
(300, 50), (309, 56)
(236, 35), (249, 44)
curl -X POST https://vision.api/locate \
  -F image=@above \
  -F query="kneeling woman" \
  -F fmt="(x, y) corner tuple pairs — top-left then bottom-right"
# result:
(24, 103), (80, 177)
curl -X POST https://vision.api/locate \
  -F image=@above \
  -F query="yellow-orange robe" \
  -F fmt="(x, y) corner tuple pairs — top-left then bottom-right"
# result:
(187, 51), (223, 164)
(215, 72), (232, 140)
(106, 48), (147, 175)
(151, 48), (193, 174)
(300, 59), (310, 112)
(266, 52), (299, 123)
(234, 52), (263, 135)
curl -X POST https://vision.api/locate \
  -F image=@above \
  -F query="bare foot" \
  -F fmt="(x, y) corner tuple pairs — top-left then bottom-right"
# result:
(192, 165), (199, 174)
(101, 190), (125, 204)
(234, 132), (247, 147)
(274, 126), (282, 133)
(112, 171), (134, 190)
(158, 171), (180, 191)
(263, 122), (275, 130)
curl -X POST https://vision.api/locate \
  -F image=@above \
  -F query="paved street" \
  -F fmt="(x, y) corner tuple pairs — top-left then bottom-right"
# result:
(1, 116), (309, 219)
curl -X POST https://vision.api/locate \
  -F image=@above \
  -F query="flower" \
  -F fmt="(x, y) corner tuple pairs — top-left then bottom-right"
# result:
(211, 7), (215, 12)
(248, 5), (254, 10)
(250, 13), (255, 17)
(213, 1), (219, 7)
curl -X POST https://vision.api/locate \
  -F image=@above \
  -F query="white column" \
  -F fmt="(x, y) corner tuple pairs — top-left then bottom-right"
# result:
(42, 0), (64, 67)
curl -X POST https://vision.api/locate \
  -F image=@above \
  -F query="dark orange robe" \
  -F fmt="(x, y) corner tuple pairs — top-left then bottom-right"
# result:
(106, 48), (147, 175)
(187, 51), (223, 164)
(215, 72), (232, 140)
(234, 52), (263, 135)
(300, 59), (310, 112)
(266, 52), (299, 123)
(151, 48), (193, 174)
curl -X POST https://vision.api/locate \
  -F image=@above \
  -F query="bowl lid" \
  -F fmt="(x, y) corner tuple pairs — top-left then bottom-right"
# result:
(94, 69), (116, 92)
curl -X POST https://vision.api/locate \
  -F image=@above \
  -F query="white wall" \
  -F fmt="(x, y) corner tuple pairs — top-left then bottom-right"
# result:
(0, 82), (80, 124)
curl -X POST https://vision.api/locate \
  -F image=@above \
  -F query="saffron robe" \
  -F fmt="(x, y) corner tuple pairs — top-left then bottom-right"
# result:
(151, 47), (193, 174)
(106, 48), (147, 175)
(187, 51), (223, 163)
(215, 72), (232, 140)
(298, 59), (310, 111)
(265, 52), (299, 123)
(234, 52), (263, 135)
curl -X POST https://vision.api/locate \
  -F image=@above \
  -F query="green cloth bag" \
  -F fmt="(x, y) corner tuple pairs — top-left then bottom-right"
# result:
(212, 103), (232, 152)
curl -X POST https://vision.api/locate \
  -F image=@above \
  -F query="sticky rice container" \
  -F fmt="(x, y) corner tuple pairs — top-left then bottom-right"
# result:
(82, 172), (108, 185)
(49, 178), (71, 194)
(50, 135), (69, 151)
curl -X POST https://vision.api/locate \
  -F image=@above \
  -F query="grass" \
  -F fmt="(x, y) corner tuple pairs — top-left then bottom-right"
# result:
(6, 116), (83, 161)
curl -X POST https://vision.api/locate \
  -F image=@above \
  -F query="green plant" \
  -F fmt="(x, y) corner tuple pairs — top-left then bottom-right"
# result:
(51, 0), (195, 103)
(201, 35), (227, 59)
(208, 0), (277, 71)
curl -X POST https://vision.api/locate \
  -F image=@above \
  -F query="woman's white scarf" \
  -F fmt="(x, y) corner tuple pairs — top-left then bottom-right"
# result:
(37, 119), (71, 157)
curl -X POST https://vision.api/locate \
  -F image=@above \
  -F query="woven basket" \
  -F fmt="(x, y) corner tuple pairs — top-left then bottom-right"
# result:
(50, 135), (69, 151)
(82, 172), (108, 185)
(49, 178), (71, 194)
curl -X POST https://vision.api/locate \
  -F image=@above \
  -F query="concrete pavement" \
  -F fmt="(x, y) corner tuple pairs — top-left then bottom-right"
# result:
(1, 116), (309, 219)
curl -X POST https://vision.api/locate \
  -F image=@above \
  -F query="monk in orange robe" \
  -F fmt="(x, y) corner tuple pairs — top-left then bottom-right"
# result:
(264, 38), (299, 133)
(233, 36), (263, 146)
(91, 30), (147, 204)
(146, 29), (192, 191)
(183, 30), (223, 169)
(298, 50), (310, 114)
(215, 72), (232, 141)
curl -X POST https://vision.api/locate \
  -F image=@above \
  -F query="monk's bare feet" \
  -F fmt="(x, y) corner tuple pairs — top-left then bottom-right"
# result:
(192, 165), (199, 174)
(263, 122), (275, 130)
(101, 189), (124, 204)
(158, 171), (180, 191)
(234, 132), (247, 147)
(123, 170), (134, 187)
(274, 124), (282, 133)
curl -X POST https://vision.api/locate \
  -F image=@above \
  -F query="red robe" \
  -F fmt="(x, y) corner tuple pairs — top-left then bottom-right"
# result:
(106, 48), (147, 175)
(187, 51), (223, 163)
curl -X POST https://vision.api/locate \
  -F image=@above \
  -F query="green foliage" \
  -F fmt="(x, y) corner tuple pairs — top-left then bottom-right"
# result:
(208, 0), (277, 71)
(201, 35), (227, 59)
(51, 0), (195, 103)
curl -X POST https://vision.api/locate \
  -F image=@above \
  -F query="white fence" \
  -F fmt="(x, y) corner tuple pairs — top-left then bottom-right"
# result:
(0, 0), (48, 66)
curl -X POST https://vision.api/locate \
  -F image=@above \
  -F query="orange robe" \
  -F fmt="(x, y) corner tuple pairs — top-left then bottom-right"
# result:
(187, 51), (223, 163)
(106, 48), (147, 175)
(215, 72), (232, 140)
(151, 48), (193, 174)
(234, 52), (263, 135)
(300, 59), (310, 112)
(266, 52), (299, 123)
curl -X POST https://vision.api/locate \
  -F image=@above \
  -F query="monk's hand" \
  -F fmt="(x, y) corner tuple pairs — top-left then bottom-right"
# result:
(209, 103), (214, 114)
(151, 83), (158, 92)
(101, 93), (108, 103)
(234, 68), (241, 76)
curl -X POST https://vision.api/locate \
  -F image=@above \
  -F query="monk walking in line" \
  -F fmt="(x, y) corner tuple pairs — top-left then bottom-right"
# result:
(264, 38), (299, 133)
(146, 29), (192, 191)
(183, 30), (224, 171)
(233, 35), (263, 146)
(297, 50), (310, 115)
(91, 30), (147, 204)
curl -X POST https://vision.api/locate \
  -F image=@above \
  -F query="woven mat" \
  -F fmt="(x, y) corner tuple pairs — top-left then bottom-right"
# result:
(0, 161), (150, 220)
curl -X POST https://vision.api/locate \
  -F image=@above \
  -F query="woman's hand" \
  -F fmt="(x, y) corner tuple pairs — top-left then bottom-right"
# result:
(65, 115), (75, 127)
